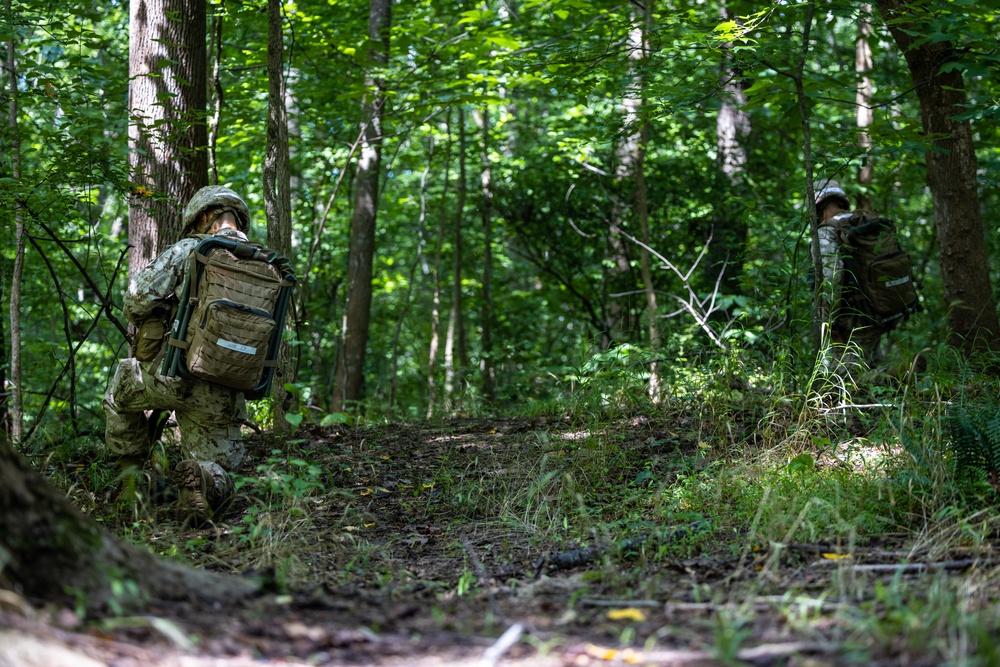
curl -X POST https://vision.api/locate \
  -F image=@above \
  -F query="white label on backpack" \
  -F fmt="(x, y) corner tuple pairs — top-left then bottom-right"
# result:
(217, 338), (257, 355)
(884, 276), (911, 288)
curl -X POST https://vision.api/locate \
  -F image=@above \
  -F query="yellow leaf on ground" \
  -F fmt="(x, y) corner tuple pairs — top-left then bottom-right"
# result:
(585, 644), (618, 660)
(822, 553), (852, 560)
(606, 608), (647, 622)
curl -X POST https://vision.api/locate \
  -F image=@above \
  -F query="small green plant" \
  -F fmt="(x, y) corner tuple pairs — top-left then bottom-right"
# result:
(712, 608), (752, 666)
(456, 568), (477, 596)
(946, 402), (1000, 489)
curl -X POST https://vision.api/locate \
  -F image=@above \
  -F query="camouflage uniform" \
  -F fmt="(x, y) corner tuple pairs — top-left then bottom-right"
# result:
(104, 224), (249, 502)
(814, 197), (884, 386)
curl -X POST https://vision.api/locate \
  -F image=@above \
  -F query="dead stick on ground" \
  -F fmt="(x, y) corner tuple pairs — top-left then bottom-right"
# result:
(533, 521), (708, 578)
(633, 641), (839, 665)
(842, 559), (992, 573)
(479, 623), (524, 667)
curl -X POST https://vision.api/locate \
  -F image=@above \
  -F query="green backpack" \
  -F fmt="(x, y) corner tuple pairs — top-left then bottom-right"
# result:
(161, 236), (296, 399)
(835, 211), (921, 329)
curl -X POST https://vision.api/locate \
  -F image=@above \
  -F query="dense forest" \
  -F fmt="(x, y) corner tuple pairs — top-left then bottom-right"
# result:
(1, 0), (997, 439)
(3, 0), (1000, 663)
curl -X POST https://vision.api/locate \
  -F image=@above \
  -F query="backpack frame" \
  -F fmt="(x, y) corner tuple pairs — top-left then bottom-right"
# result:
(161, 236), (296, 400)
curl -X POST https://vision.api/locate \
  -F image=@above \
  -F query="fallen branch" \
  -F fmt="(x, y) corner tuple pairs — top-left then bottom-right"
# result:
(480, 623), (524, 667)
(844, 559), (992, 574)
(532, 521), (708, 578)
(571, 640), (839, 665)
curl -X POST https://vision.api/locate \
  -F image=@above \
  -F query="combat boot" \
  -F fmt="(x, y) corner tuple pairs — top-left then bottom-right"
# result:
(173, 459), (214, 525)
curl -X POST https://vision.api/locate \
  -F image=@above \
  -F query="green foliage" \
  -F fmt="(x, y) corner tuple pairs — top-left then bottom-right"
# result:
(946, 402), (1000, 479)
(2, 0), (996, 456)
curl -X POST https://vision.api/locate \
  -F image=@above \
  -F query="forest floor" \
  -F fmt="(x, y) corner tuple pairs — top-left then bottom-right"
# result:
(6, 410), (1000, 666)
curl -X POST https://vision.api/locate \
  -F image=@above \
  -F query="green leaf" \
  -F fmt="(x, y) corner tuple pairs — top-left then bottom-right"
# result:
(285, 413), (304, 428)
(485, 33), (521, 50)
(320, 412), (351, 426)
(787, 454), (815, 475)
(457, 9), (485, 25)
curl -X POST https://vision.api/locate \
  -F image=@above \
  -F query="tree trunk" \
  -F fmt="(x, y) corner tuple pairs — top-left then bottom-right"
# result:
(208, 6), (224, 186)
(389, 137), (432, 417)
(633, 2), (659, 402)
(478, 106), (496, 403)
(0, 298), (7, 438)
(427, 110), (452, 419)
(855, 3), (874, 209)
(331, 0), (391, 412)
(128, 0), (209, 273)
(711, 1), (751, 295)
(264, 0), (294, 427)
(444, 108), (468, 413)
(617, 2), (659, 398)
(876, 0), (999, 354)
(0, 439), (257, 610)
(6, 15), (25, 443)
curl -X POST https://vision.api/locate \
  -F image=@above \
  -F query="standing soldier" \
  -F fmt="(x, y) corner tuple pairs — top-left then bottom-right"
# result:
(105, 186), (252, 524)
(812, 179), (884, 385)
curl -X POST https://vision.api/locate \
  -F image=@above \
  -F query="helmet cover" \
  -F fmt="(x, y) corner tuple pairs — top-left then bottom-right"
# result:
(181, 186), (251, 235)
(814, 179), (851, 211)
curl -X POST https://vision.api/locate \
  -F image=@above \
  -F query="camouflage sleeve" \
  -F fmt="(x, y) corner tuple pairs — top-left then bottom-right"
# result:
(817, 225), (842, 292)
(813, 224), (844, 326)
(122, 239), (198, 324)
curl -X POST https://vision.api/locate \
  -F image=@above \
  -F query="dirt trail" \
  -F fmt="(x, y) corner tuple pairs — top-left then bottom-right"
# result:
(3, 417), (988, 666)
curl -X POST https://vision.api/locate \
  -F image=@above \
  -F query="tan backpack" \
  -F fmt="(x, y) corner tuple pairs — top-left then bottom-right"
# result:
(832, 211), (921, 329)
(162, 236), (296, 399)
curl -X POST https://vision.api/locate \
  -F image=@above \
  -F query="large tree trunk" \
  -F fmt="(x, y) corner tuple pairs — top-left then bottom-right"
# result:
(128, 0), (209, 272)
(0, 440), (257, 609)
(478, 107), (496, 403)
(264, 0), (294, 427)
(876, 0), (1000, 355)
(6, 16), (25, 443)
(855, 3), (874, 210)
(331, 0), (391, 412)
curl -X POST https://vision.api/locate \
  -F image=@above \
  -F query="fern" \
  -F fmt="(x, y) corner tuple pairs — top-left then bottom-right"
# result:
(946, 404), (1000, 478)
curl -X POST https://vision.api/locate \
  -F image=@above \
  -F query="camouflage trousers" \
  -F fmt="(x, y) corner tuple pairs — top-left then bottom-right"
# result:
(103, 358), (247, 493)
(818, 318), (884, 389)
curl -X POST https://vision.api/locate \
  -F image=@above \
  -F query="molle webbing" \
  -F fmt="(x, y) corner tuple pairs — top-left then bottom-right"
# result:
(163, 235), (297, 399)
(191, 249), (286, 314)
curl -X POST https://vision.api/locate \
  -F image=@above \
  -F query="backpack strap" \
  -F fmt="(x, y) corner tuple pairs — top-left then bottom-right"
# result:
(167, 337), (191, 350)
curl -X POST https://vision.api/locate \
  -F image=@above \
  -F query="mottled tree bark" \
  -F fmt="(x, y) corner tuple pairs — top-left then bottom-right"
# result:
(632, 2), (660, 402)
(855, 3), (874, 210)
(331, 0), (391, 412)
(128, 0), (208, 273)
(6, 12), (25, 443)
(444, 109), (468, 413)
(617, 2), (658, 398)
(208, 6), (224, 186)
(264, 0), (294, 426)
(876, 0), (1000, 354)
(0, 439), (257, 610)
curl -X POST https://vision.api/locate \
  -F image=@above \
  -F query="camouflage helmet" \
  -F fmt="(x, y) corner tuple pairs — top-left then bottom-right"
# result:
(814, 179), (850, 211)
(181, 186), (251, 236)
